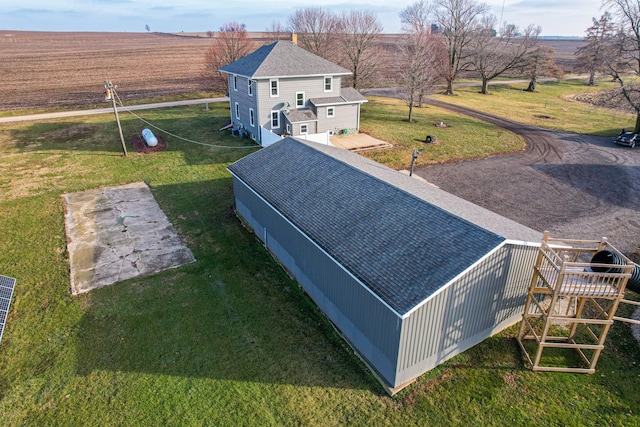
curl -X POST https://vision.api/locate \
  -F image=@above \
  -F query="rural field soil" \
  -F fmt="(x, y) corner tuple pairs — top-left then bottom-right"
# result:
(415, 100), (640, 254)
(0, 31), (584, 111)
(0, 31), (215, 110)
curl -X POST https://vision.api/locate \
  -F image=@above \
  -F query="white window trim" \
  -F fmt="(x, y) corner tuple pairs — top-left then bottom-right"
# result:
(286, 124), (291, 134)
(248, 79), (254, 96)
(300, 124), (308, 134)
(271, 110), (280, 129)
(270, 79), (279, 97)
(296, 91), (305, 108)
(324, 76), (333, 92)
(327, 106), (335, 118)
(233, 75), (238, 91)
(234, 102), (240, 119)
(249, 108), (255, 127)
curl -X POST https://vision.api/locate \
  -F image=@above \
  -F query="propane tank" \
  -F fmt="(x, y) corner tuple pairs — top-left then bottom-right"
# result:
(141, 128), (158, 147)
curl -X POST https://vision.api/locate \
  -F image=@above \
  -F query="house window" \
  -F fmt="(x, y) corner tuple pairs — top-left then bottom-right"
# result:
(233, 75), (238, 91)
(300, 124), (308, 134)
(248, 80), (254, 96)
(286, 124), (291, 134)
(327, 107), (335, 118)
(235, 102), (240, 119)
(324, 76), (333, 92)
(271, 111), (280, 129)
(270, 79), (279, 97)
(296, 92), (305, 108)
(249, 108), (255, 127)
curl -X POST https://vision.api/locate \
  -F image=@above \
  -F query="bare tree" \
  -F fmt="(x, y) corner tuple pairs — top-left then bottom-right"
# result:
(266, 20), (289, 42)
(522, 45), (563, 92)
(287, 7), (339, 60)
(434, 0), (491, 95)
(202, 22), (254, 92)
(399, 32), (444, 121)
(603, 0), (640, 131)
(207, 30), (214, 38)
(335, 10), (384, 89)
(399, 0), (444, 120)
(469, 19), (541, 94)
(575, 12), (616, 86)
(400, 0), (433, 34)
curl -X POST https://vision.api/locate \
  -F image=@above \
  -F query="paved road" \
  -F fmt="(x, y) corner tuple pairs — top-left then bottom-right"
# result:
(0, 97), (228, 123)
(417, 99), (640, 254)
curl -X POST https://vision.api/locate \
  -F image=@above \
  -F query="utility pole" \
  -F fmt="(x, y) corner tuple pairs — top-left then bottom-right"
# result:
(105, 80), (127, 157)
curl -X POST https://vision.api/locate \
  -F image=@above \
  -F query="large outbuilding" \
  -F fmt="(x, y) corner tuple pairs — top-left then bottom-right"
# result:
(227, 137), (542, 393)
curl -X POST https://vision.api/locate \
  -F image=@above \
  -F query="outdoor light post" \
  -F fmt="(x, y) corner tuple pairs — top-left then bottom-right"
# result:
(409, 149), (424, 177)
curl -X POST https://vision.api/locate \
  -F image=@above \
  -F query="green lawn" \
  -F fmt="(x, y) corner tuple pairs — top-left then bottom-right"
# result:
(359, 97), (525, 170)
(0, 91), (221, 119)
(0, 101), (639, 425)
(432, 78), (634, 136)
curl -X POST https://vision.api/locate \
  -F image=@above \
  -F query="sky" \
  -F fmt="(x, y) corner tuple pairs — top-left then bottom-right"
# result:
(1, 0), (606, 37)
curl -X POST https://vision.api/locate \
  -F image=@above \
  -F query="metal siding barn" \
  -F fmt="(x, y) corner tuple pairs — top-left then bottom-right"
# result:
(227, 137), (541, 394)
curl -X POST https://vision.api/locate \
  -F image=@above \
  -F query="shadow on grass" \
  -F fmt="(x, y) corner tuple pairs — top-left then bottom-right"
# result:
(74, 179), (374, 392)
(4, 105), (258, 166)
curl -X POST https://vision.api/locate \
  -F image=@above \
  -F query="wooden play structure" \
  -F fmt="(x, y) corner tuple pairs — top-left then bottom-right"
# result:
(517, 232), (640, 373)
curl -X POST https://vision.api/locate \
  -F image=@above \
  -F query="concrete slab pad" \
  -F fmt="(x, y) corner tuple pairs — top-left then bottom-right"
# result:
(63, 182), (195, 295)
(330, 133), (393, 152)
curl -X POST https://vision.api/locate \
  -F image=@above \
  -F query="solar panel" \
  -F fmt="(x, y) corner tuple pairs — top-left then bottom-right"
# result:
(0, 275), (16, 344)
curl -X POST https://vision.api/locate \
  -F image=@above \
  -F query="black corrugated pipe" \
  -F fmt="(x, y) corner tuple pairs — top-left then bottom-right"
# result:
(591, 250), (640, 294)
(629, 264), (640, 293)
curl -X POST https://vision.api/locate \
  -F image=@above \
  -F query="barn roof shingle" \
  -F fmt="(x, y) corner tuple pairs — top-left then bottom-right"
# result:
(227, 137), (525, 315)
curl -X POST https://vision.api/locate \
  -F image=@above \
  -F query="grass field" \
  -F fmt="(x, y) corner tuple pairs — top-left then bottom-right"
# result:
(432, 79), (634, 136)
(1, 96), (639, 425)
(359, 97), (526, 170)
(355, 78), (635, 170)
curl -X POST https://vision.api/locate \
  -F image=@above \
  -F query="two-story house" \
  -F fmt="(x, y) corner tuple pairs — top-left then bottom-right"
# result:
(219, 39), (367, 146)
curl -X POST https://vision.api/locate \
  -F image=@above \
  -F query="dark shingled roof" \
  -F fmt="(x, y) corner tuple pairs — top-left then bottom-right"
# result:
(219, 41), (351, 79)
(228, 137), (506, 315)
(284, 108), (317, 123)
(308, 88), (368, 106)
(309, 96), (345, 106)
(340, 87), (368, 103)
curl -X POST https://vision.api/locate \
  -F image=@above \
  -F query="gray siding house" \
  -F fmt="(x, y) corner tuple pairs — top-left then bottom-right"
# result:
(219, 41), (367, 146)
(227, 137), (542, 394)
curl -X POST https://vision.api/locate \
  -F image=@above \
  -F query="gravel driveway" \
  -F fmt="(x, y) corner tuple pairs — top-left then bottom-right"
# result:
(415, 100), (640, 254)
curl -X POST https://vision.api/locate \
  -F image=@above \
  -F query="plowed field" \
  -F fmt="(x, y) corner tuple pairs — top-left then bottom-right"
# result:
(0, 31), (583, 112)
(0, 31), (217, 110)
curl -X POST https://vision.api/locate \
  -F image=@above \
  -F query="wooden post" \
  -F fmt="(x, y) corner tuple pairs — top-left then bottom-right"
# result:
(106, 81), (127, 157)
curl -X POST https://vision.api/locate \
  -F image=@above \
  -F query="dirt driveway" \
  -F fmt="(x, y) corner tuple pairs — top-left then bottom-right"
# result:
(415, 100), (640, 254)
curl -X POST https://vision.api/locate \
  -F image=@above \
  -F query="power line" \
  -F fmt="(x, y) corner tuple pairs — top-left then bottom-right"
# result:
(112, 90), (259, 150)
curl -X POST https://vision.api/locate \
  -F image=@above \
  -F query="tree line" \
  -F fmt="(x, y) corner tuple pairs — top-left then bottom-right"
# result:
(203, 9), (384, 92)
(203, 0), (640, 128)
(575, 0), (640, 132)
